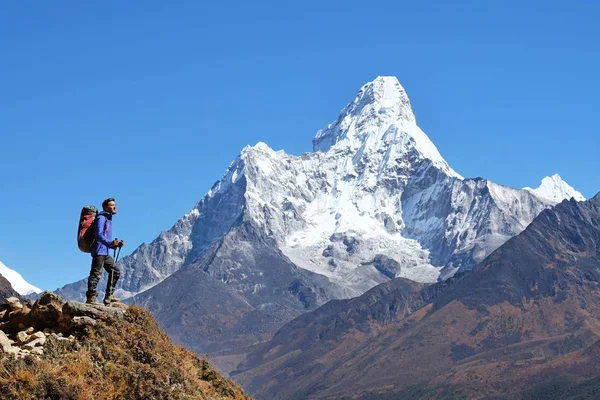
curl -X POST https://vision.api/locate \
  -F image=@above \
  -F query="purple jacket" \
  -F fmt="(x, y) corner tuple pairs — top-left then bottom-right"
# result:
(92, 211), (113, 256)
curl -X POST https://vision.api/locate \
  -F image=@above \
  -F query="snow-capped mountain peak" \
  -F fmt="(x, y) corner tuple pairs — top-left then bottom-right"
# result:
(312, 76), (414, 153)
(336, 76), (415, 124)
(312, 76), (462, 179)
(524, 174), (585, 204)
(0, 260), (42, 296)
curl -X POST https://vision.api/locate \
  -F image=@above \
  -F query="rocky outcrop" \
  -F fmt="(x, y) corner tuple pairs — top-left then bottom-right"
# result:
(0, 292), (125, 359)
(0, 292), (250, 400)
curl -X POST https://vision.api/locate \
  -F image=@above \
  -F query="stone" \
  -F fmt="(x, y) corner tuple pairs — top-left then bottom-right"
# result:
(22, 337), (45, 350)
(72, 316), (97, 329)
(30, 347), (43, 355)
(30, 331), (45, 340)
(29, 291), (66, 331)
(34, 292), (66, 307)
(25, 327), (35, 334)
(5, 347), (19, 356)
(109, 302), (129, 311)
(4, 297), (20, 305)
(16, 331), (29, 343)
(50, 333), (71, 343)
(63, 301), (126, 320)
(0, 330), (11, 353)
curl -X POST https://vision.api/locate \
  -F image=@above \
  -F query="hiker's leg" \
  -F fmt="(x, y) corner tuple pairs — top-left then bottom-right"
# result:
(103, 255), (120, 297)
(86, 255), (105, 299)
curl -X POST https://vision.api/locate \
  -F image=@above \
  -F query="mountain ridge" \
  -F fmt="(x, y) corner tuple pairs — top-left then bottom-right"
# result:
(233, 192), (600, 399)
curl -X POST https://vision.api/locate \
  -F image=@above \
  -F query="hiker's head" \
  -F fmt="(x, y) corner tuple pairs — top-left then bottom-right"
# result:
(102, 198), (117, 214)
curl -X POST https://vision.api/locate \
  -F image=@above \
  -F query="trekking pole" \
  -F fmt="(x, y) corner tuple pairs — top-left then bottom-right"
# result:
(115, 246), (121, 264)
(109, 247), (116, 298)
(110, 246), (121, 296)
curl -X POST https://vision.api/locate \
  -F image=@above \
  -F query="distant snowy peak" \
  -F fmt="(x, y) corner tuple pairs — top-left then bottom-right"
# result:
(312, 76), (462, 179)
(0, 260), (42, 296)
(524, 174), (585, 204)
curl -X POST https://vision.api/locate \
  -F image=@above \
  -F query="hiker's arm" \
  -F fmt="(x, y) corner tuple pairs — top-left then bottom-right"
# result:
(95, 216), (112, 247)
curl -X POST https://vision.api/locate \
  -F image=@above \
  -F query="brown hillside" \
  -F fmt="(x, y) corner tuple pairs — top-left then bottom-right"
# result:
(0, 293), (251, 400)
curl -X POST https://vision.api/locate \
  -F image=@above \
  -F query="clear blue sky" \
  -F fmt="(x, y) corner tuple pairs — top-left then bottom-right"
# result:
(1, 1), (598, 291)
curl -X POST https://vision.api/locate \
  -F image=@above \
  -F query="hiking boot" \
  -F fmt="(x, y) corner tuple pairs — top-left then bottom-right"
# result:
(103, 295), (120, 306)
(86, 296), (102, 305)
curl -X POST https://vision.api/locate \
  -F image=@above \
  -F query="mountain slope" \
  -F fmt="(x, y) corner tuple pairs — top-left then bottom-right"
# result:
(131, 220), (338, 355)
(0, 272), (19, 300)
(0, 261), (42, 296)
(0, 293), (250, 400)
(234, 193), (600, 399)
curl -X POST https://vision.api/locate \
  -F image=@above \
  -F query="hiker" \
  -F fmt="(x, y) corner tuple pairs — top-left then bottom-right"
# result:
(86, 198), (124, 305)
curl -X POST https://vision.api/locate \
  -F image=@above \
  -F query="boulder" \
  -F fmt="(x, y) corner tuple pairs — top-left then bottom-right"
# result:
(29, 331), (45, 340)
(29, 291), (66, 331)
(0, 330), (11, 353)
(22, 337), (45, 350)
(49, 333), (72, 343)
(72, 316), (97, 329)
(4, 297), (20, 306)
(16, 331), (29, 343)
(30, 347), (43, 356)
(62, 301), (126, 320)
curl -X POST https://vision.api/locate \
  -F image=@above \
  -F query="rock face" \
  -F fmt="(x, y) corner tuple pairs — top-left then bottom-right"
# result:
(0, 292), (124, 359)
(0, 292), (250, 400)
(233, 194), (600, 399)
(56, 76), (584, 369)
(0, 272), (20, 300)
(130, 221), (338, 356)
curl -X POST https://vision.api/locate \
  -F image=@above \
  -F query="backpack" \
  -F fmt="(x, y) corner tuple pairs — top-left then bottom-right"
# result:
(77, 205), (98, 253)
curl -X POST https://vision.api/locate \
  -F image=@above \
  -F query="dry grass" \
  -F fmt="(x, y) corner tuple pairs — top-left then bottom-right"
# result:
(0, 306), (252, 400)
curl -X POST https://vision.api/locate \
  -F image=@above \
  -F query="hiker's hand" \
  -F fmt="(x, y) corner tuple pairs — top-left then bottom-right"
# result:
(110, 239), (119, 248)
(118, 240), (125, 248)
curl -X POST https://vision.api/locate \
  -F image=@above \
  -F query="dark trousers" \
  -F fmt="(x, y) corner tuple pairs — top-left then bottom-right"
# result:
(86, 254), (121, 299)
